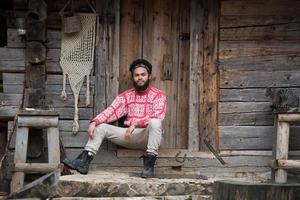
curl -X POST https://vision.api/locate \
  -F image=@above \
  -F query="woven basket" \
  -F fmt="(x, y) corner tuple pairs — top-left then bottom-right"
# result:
(62, 13), (81, 34)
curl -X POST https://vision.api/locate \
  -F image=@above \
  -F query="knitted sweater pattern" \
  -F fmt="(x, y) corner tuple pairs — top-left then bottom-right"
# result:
(92, 86), (167, 127)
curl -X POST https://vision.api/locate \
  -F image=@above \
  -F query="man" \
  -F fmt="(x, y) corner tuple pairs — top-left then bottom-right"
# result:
(63, 59), (167, 178)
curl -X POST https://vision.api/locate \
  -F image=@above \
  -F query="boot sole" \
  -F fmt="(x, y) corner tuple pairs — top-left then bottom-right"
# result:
(62, 159), (76, 170)
(63, 159), (88, 175)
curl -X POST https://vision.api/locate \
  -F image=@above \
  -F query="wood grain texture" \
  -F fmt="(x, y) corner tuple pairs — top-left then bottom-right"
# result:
(200, 0), (220, 151)
(188, 0), (204, 151)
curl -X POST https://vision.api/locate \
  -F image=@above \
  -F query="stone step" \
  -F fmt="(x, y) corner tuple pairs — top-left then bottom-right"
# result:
(53, 195), (212, 200)
(50, 169), (213, 198)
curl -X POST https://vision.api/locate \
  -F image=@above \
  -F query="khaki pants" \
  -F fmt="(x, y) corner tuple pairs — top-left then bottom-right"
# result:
(85, 119), (162, 155)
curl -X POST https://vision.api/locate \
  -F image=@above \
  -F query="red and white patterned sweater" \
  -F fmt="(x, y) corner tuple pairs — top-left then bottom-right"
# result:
(92, 85), (167, 128)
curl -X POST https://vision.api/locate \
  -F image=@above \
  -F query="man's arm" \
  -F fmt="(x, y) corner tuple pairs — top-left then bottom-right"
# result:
(91, 94), (127, 126)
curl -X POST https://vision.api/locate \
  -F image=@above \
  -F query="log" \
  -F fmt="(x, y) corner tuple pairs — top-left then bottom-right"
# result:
(275, 122), (290, 183)
(278, 113), (300, 122)
(13, 163), (62, 173)
(26, 19), (46, 41)
(213, 180), (300, 200)
(18, 116), (58, 128)
(277, 159), (300, 170)
(26, 42), (46, 64)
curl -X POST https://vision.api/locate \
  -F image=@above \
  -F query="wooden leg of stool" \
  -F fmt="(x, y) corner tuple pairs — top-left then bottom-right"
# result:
(275, 122), (290, 183)
(47, 127), (60, 163)
(10, 127), (28, 193)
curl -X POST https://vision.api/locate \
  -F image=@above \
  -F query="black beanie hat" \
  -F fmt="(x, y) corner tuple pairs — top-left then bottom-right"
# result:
(129, 59), (152, 74)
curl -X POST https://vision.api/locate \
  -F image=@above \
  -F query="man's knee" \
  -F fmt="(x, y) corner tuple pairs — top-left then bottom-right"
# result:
(148, 119), (162, 129)
(95, 123), (108, 133)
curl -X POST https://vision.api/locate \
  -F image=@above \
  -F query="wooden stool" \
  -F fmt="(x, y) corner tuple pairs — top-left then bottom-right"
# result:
(10, 110), (60, 193)
(272, 113), (300, 183)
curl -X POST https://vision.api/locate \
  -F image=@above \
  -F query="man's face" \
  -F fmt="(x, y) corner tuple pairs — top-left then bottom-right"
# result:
(132, 67), (150, 92)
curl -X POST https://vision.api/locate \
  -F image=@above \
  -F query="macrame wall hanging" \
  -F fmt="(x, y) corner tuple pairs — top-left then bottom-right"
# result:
(59, 0), (98, 134)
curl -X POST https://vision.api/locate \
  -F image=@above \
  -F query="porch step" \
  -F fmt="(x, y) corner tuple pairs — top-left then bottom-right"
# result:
(50, 169), (213, 198)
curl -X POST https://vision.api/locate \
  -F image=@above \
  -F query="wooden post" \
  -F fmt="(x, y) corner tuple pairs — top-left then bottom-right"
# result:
(188, 0), (205, 151)
(47, 126), (60, 163)
(275, 121), (290, 183)
(10, 127), (28, 193)
(200, 0), (220, 151)
(95, 0), (120, 150)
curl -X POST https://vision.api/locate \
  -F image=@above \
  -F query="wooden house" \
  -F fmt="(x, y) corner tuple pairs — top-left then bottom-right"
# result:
(0, 0), (300, 198)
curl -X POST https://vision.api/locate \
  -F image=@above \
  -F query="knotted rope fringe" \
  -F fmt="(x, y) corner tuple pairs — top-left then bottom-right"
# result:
(60, 13), (97, 134)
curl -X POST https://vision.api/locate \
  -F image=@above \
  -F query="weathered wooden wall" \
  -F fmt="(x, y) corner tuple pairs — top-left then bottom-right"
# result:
(1, 0), (300, 167)
(219, 0), (300, 150)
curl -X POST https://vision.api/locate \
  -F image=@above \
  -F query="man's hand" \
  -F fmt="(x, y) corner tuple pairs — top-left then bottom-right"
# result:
(125, 124), (135, 139)
(88, 122), (96, 139)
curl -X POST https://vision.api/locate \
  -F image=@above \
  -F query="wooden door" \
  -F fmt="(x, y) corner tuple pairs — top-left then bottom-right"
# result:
(120, 0), (190, 149)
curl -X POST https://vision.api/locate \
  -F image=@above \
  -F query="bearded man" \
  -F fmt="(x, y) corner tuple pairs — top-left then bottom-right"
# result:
(63, 59), (167, 178)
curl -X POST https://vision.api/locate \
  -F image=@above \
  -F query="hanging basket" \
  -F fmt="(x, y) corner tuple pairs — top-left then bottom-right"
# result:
(61, 12), (81, 34)
(59, 0), (97, 34)
(59, 0), (81, 34)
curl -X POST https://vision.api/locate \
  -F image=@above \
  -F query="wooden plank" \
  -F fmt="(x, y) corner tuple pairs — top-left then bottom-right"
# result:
(278, 113), (300, 122)
(219, 102), (271, 113)
(45, 93), (94, 108)
(219, 112), (273, 126)
(142, 0), (179, 149)
(220, 88), (300, 102)
(45, 48), (61, 73)
(175, 0), (190, 149)
(58, 120), (90, 132)
(200, 0), (219, 151)
(0, 93), (22, 106)
(220, 126), (272, 150)
(275, 122), (290, 183)
(219, 41), (300, 71)
(119, 0), (143, 92)
(3, 73), (95, 85)
(45, 30), (61, 49)
(277, 159), (300, 170)
(221, 0), (300, 16)
(65, 148), (273, 167)
(221, 126), (300, 150)
(18, 116), (58, 128)
(220, 70), (300, 88)
(220, 15), (300, 28)
(59, 131), (88, 148)
(47, 127), (60, 163)
(0, 106), (17, 120)
(117, 149), (214, 158)
(7, 28), (25, 48)
(13, 163), (61, 173)
(56, 108), (93, 119)
(4, 82), (94, 95)
(0, 48), (25, 72)
(95, 0), (120, 151)
(10, 127), (28, 193)
(188, 0), (204, 151)
(220, 22), (300, 41)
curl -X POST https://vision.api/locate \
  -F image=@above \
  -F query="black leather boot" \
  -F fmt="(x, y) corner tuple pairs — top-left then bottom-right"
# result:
(63, 150), (93, 175)
(141, 153), (157, 178)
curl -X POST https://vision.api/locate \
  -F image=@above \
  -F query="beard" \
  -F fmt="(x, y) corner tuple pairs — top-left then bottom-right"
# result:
(133, 79), (150, 92)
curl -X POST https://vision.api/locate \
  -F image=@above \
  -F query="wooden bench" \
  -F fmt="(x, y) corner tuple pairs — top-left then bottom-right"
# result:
(272, 113), (300, 183)
(10, 110), (61, 193)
